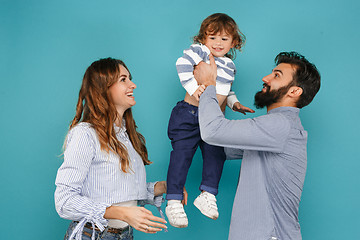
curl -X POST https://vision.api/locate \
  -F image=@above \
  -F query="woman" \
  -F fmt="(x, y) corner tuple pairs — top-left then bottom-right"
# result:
(55, 58), (168, 240)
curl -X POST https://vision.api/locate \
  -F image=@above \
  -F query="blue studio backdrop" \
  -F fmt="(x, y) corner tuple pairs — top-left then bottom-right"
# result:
(1, 0), (359, 239)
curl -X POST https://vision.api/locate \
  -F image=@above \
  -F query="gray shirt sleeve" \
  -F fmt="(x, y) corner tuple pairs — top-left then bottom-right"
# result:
(224, 147), (244, 160)
(199, 86), (291, 153)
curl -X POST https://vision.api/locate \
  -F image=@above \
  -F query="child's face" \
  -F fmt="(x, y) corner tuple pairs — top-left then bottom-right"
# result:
(204, 31), (234, 58)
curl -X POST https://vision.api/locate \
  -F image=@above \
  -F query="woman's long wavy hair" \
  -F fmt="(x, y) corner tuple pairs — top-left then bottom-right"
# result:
(68, 57), (151, 172)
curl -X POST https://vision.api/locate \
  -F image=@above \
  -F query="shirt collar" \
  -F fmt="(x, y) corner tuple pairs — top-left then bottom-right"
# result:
(114, 119), (127, 135)
(268, 106), (300, 115)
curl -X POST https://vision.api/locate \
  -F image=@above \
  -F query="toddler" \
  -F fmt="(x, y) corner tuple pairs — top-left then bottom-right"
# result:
(165, 13), (253, 228)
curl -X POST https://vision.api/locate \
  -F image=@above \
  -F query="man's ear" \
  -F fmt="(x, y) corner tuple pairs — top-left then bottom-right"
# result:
(288, 86), (303, 98)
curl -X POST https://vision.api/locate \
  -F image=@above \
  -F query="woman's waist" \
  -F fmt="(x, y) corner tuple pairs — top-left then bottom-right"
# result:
(82, 187), (148, 204)
(108, 200), (138, 228)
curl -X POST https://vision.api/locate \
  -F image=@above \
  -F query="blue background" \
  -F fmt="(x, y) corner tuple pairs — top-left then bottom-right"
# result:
(1, 0), (359, 239)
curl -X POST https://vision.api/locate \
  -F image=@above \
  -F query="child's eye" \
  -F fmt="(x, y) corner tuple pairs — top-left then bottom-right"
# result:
(222, 38), (229, 41)
(210, 37), (216, 40)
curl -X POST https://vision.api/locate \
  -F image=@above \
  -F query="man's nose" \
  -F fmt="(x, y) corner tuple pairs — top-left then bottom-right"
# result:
(262, 74), (271, 83)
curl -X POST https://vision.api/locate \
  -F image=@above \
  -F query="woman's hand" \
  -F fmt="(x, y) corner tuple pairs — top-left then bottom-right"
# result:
(182, 187), (188, 205)
(154, 181), (188, 205)
(154, 181), (167, 196)
(104, 206), (167, 234)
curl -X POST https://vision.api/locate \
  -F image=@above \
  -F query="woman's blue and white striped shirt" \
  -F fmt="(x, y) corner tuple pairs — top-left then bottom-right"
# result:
(55, 122), (156, 239)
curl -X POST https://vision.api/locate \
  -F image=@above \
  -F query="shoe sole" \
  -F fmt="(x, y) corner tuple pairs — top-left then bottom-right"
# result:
(170, 223), (188, 228)
(193, 198), (218, 220)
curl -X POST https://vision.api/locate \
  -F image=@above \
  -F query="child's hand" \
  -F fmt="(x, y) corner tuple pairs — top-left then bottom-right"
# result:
(192, 85), (206, 101)
(233, 102), (255, 115)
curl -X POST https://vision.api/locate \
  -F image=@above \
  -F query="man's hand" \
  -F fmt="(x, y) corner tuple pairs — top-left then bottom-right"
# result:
(194, 54), (217, 86)
(232, 102), (255, 115)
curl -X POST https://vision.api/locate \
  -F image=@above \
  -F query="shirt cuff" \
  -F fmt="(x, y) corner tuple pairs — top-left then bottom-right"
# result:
(203, 85), (217, 97)
(227, 93), (240, 110)
(138, 182), (165, 208)
(69, 202), (110, 240)
(147, 182), (156, 200)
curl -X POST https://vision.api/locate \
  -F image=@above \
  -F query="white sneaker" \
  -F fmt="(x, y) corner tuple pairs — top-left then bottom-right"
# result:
(193, 191), (219, 220)
(165, 200), (188, 228)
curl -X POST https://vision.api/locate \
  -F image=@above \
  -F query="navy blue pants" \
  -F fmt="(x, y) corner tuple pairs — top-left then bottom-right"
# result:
(166, 101), (226, 200)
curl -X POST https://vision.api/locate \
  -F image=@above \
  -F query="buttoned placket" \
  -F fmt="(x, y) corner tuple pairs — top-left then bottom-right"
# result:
(116, 123), (141, 197)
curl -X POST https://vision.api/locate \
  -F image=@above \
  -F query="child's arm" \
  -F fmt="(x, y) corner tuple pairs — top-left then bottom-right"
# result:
(176, 44), (210, 96)
(227, 90), (240, 109)
(227, 91), (255, 115)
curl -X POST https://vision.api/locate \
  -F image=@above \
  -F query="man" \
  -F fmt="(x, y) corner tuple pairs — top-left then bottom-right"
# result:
(194, 52), (321, 240)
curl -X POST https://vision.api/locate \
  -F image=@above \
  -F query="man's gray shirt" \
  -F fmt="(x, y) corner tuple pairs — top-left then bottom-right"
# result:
(199, 86), (307, 240)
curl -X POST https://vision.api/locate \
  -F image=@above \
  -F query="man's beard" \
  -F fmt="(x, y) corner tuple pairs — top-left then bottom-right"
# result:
(254, 83), (292, 109)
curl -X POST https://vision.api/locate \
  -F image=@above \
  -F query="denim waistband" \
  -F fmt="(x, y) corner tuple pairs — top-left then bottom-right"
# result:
(74, 221), (130, 234)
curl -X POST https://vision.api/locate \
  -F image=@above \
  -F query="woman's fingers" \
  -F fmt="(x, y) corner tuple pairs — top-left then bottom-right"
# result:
(138, 208), (168, 233)
(142, 224), (161, 234)
(147, 213), (167, 223)
(144, 219), (167, 230)
(123, 207), (168, 233)
(139, 207), (153, 215)
(138, 219), (167, 233)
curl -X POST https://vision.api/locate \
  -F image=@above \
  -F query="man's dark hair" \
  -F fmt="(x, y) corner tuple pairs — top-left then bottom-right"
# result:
(275, 52), (321, 108)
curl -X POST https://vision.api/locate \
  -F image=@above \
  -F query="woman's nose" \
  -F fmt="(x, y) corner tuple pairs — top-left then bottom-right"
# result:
(130, 81), (136, 89)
